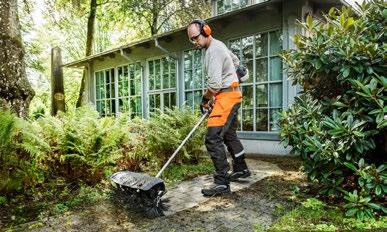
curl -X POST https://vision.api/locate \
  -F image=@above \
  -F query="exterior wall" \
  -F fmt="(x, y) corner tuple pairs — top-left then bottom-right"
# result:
(85, 1), (312, 155)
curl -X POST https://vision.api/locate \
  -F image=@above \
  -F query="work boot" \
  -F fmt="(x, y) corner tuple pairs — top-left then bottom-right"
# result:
(201, 184), (230, 197)
(230, 169), (251, 181)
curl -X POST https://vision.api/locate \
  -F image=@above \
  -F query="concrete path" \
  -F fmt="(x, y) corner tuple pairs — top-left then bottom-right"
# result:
(162, 158), (282, 216)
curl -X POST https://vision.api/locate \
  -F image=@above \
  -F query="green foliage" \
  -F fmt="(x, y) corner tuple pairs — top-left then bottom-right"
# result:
(0, 195), (7, 205)
(162, 157), (213, 184)
(143, 107), (206, 173)
(0, 106), (205, 195)
(267, 198), (387, 232)
(0, 109), (46, 193)
(280, 0), (386, 219)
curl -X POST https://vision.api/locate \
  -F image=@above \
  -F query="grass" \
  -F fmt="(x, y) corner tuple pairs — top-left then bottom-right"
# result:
(266, 198), (387, 232)
(162, 156), (214, 185)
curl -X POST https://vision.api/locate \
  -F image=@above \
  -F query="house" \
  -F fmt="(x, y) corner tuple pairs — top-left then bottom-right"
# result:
(63, 0), (357, 155)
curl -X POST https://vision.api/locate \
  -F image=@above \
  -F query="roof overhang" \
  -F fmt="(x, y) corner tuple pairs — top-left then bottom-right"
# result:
(64, 0), (356, 68)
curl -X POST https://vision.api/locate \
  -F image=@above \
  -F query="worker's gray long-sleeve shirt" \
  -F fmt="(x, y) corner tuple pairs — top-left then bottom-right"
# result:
(204, 38), (239, 91)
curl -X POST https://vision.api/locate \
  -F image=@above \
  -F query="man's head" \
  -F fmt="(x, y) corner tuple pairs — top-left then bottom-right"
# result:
(187, 19), (212, 49)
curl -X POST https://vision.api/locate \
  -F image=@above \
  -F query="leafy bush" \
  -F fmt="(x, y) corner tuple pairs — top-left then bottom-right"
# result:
(0, 109), (46, 193)
(141, 107), (207, 174)
(280, 0), (386, 219)
(0, 105), (205, 195)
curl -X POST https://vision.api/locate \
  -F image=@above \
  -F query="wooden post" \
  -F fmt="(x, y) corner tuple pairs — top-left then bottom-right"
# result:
(51, 46), (66, 115)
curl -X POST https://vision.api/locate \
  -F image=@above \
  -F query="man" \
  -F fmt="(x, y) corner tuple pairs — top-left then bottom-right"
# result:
(187, 19), (251, 197)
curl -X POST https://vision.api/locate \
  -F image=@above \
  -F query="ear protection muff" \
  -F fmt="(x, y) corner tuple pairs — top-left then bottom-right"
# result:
(190, 19), (212, 37)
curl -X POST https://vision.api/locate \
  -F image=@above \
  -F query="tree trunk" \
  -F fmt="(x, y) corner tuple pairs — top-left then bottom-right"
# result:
(76, 0), (97, 108)
(0, 0), (35, 117)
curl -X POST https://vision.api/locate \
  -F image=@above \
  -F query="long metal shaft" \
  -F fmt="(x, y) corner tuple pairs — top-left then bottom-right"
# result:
(155, 112), (208, 178)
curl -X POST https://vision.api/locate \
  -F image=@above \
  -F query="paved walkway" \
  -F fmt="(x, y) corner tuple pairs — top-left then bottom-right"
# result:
(162, 158), (282, 216)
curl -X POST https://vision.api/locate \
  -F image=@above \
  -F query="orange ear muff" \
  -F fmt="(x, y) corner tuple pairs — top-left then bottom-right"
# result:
(190, 19), (212, 37)
(202, 24), (212, 37)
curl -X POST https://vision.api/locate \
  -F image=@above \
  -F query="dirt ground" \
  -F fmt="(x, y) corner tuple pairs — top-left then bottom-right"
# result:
(9, 156), (304, 232)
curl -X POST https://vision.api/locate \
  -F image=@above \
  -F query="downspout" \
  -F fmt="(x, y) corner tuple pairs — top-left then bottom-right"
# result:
(154, 37), (178, 60)
(119, 49), (134, 63)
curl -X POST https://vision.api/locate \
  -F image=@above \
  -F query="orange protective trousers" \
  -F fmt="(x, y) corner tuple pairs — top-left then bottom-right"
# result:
(207, 90), (242, 127)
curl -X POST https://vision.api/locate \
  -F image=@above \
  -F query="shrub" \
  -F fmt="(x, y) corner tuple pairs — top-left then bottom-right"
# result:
(280, 0), (386, 219)
(0, 105), (206, 194)
(0, 109), (46, 193)
(130, 107), (206, 175)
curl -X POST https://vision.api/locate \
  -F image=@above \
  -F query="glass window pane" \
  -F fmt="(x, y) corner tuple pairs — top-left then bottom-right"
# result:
(270, 57), (282, 81)
(155, 60), (161, 89)
(105, 100), (111, 115)
(255, 33), (268, 57)
(241, 36), (253, 61)
(230, 39), (240, 57)
(170, 58), (176, 70)
(170, 73), (176, 88)
(242, 109), (254, 131)
(224, 0), (231, 12)
(256, 84), (268, 107)
(111, 99), (116, 114)
(256, 109), (268, 131)
(270, 108), (281, 131)
(130, 79), (135, 96)
(162, 58), (169, 73)
(96, 100), (102, 113)
(135, 66), (141, 79)
(217, 0), (225, 14)
(193, 50), (201, 64)
(99, 86), (105, 99)
(231, 0), (239, 10)
(171, 92), (176, 108)
(163, 74), (169, 89)
(119, 98), (129, 112)
(164, 93), (170, 109)
(243, 59), (253, 84)
(106, 84), (110, 98)
(240, 0), (248, 7)
(136, 97), (142, 117)
(256, 58), (268, 82)
(270, 30), (282, 56)
(194, 90), (202, 112)
(110, 83), (115, 98)
(270, 83), (282, 107)
(96, 85), (101, 100)
(184, 53), (192, 69)
(134, 80), (142, 95)
(149, 61), (154, 75)
(105, 70), (110, 83)
(110, 69), (115, 83)
(193, 68), (202, 89)
(101, 101), (106, 116)
(117, 67), (123, 81)
(242, 85), (253, 108)
(185, 70), (193, 89)
(185, 92), (194, 108)
(155, 94), (160, 111)
(149, 75), (154, 90)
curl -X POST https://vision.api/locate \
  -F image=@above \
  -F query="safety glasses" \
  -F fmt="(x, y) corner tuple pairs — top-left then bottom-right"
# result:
(190, 33), (201, 43)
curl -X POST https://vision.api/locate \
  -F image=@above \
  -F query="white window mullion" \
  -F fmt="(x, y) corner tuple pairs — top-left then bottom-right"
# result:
(267, 32), (271, 131)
